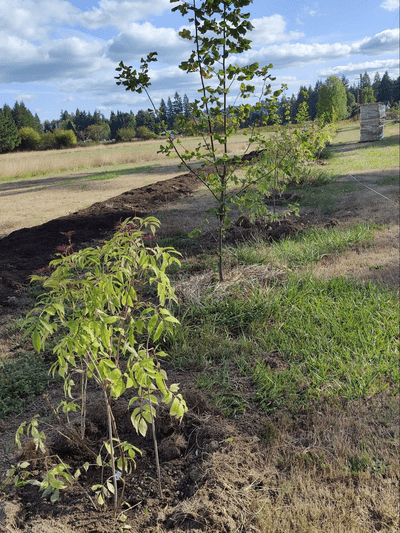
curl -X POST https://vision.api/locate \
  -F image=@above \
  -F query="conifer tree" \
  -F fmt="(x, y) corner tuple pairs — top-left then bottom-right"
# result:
(0, 108), (21, 153)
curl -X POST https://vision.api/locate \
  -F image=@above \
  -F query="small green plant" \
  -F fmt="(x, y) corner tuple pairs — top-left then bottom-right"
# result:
(18, 217), (187, 516)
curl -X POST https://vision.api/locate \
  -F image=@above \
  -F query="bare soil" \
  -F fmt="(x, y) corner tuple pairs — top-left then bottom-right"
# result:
(0, 164), (399, 532)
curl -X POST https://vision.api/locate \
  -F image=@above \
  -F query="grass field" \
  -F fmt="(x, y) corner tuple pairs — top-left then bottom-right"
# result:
(0, 117), (399, 532)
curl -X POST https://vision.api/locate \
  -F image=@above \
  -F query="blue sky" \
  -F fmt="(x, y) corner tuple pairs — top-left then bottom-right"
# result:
(0, 0), (398, 122)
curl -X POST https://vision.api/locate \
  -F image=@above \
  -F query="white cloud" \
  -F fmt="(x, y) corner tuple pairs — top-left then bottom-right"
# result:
(107, 22), (189, 63)
(380, 0), (399, 11)
(80, 0), (170, 31)
(250, 15), (305, 45)
(0, 0), (80, 41)
(16, 94), (36, 102)
(352, 29), (400, 55)
(318, 59), (400, 77)
(238, 42), (352, 69)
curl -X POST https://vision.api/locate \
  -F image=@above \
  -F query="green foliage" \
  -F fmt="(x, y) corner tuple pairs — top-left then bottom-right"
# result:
(53, 129), (77, 148)
(116, 127), (136, 142)
(361, 87), (376, 104)
(136, 125), (158, 140)
(39, 131), (58, 150)
(12, 101), (42, 133)
(0, 108), (21, 153)
(18, 126), (41, 151)
(86, 123), (111, 141)
(317, 76), (347, 123)
(20, 217), (187, 514)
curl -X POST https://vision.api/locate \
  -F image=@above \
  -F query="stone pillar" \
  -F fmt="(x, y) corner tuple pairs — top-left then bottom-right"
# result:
(360, 103), (386, 142)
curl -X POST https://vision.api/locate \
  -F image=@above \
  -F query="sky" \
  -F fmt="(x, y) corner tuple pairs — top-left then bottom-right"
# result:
(0, 0), (399, 122)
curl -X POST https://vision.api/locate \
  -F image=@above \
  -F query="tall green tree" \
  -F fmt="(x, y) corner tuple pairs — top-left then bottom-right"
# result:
(116, 0), (284, 280)
(12, 101), (41, 133)
(109, 111), (136, 138)
(309, 80), (323, 120)
(372, 72), (381, 98)
(183, 94), (191, 118)
(316, 76), (347, 123)
(135, 109), (157, 132)
(377, 71), (393, 104)
(0, 108), (21, 153)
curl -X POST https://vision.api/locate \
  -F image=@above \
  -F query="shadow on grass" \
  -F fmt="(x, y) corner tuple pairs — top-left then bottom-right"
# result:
(0, 165), (157, 195)
(329, 133), (399, 154)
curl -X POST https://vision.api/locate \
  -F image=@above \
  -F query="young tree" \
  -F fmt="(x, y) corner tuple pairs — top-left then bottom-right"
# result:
(316, 76), (347, 123)
(116, 0), (285, 281)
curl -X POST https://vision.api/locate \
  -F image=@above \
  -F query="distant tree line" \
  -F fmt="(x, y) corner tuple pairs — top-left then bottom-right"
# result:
(279, 70), (399, 125)
(0, 73), (398, 153)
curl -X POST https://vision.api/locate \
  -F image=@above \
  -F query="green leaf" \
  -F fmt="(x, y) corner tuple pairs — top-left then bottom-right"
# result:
(50, 488), (60, 503)
(32, 330), (41, 352)
(138, 417), (148, 437)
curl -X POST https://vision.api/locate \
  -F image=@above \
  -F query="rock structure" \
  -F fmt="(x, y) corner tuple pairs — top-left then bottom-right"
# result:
(360, 102), (386, 142)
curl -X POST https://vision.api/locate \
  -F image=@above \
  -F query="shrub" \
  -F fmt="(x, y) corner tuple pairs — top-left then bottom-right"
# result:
(18, 127), (41, 151)
(39, 131), (57, 150)
(136, 126), (158, 140)
(53, 129), (77, 148)
(115, 127), (136, 142)
(86, 123), (111, 142)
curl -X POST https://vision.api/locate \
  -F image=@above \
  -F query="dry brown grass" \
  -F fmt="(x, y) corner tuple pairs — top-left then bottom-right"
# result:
(0, 136), (251, 182)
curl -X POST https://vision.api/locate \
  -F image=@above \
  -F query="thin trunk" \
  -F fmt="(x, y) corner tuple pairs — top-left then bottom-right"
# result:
(104, 390), (118, 516)
(148, 390), (163, 498)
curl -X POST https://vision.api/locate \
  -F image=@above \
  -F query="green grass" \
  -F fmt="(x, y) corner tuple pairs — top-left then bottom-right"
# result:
(324, 121), (399, 175)
(168, 275), (399, 414)
(0, 352), (57, 419)
(228, 223), (376, 268)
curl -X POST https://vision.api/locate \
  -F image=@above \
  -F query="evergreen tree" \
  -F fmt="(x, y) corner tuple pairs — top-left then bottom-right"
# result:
(372, 72), (381, 98)
(309, 80), (322, 120)
(135, 109), (156, 132)
(183, 94), (191, 118)
(166, 97), (174, 128)
(0, 108), (21, 153)
(158, 99), (168, 125)
(360, 72), (372, 90)
(172, 92), (183, 117)
(377, 71), (393, 104)
(12, 101), (38, 131)
(392, 76), (400, 104)
(108, 111), (136, 139)
(33, 113), (43, 133)
(346, 91), (357, 115)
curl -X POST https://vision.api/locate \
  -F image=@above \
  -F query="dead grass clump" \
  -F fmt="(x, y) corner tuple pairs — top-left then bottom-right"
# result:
(175, 264), (287, 303)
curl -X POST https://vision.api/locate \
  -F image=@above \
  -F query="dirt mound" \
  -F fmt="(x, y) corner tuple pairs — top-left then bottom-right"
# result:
(0, 172), (201, 305)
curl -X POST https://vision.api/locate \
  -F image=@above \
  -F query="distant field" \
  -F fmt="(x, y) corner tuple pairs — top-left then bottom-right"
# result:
(0, 135), (250, 183)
